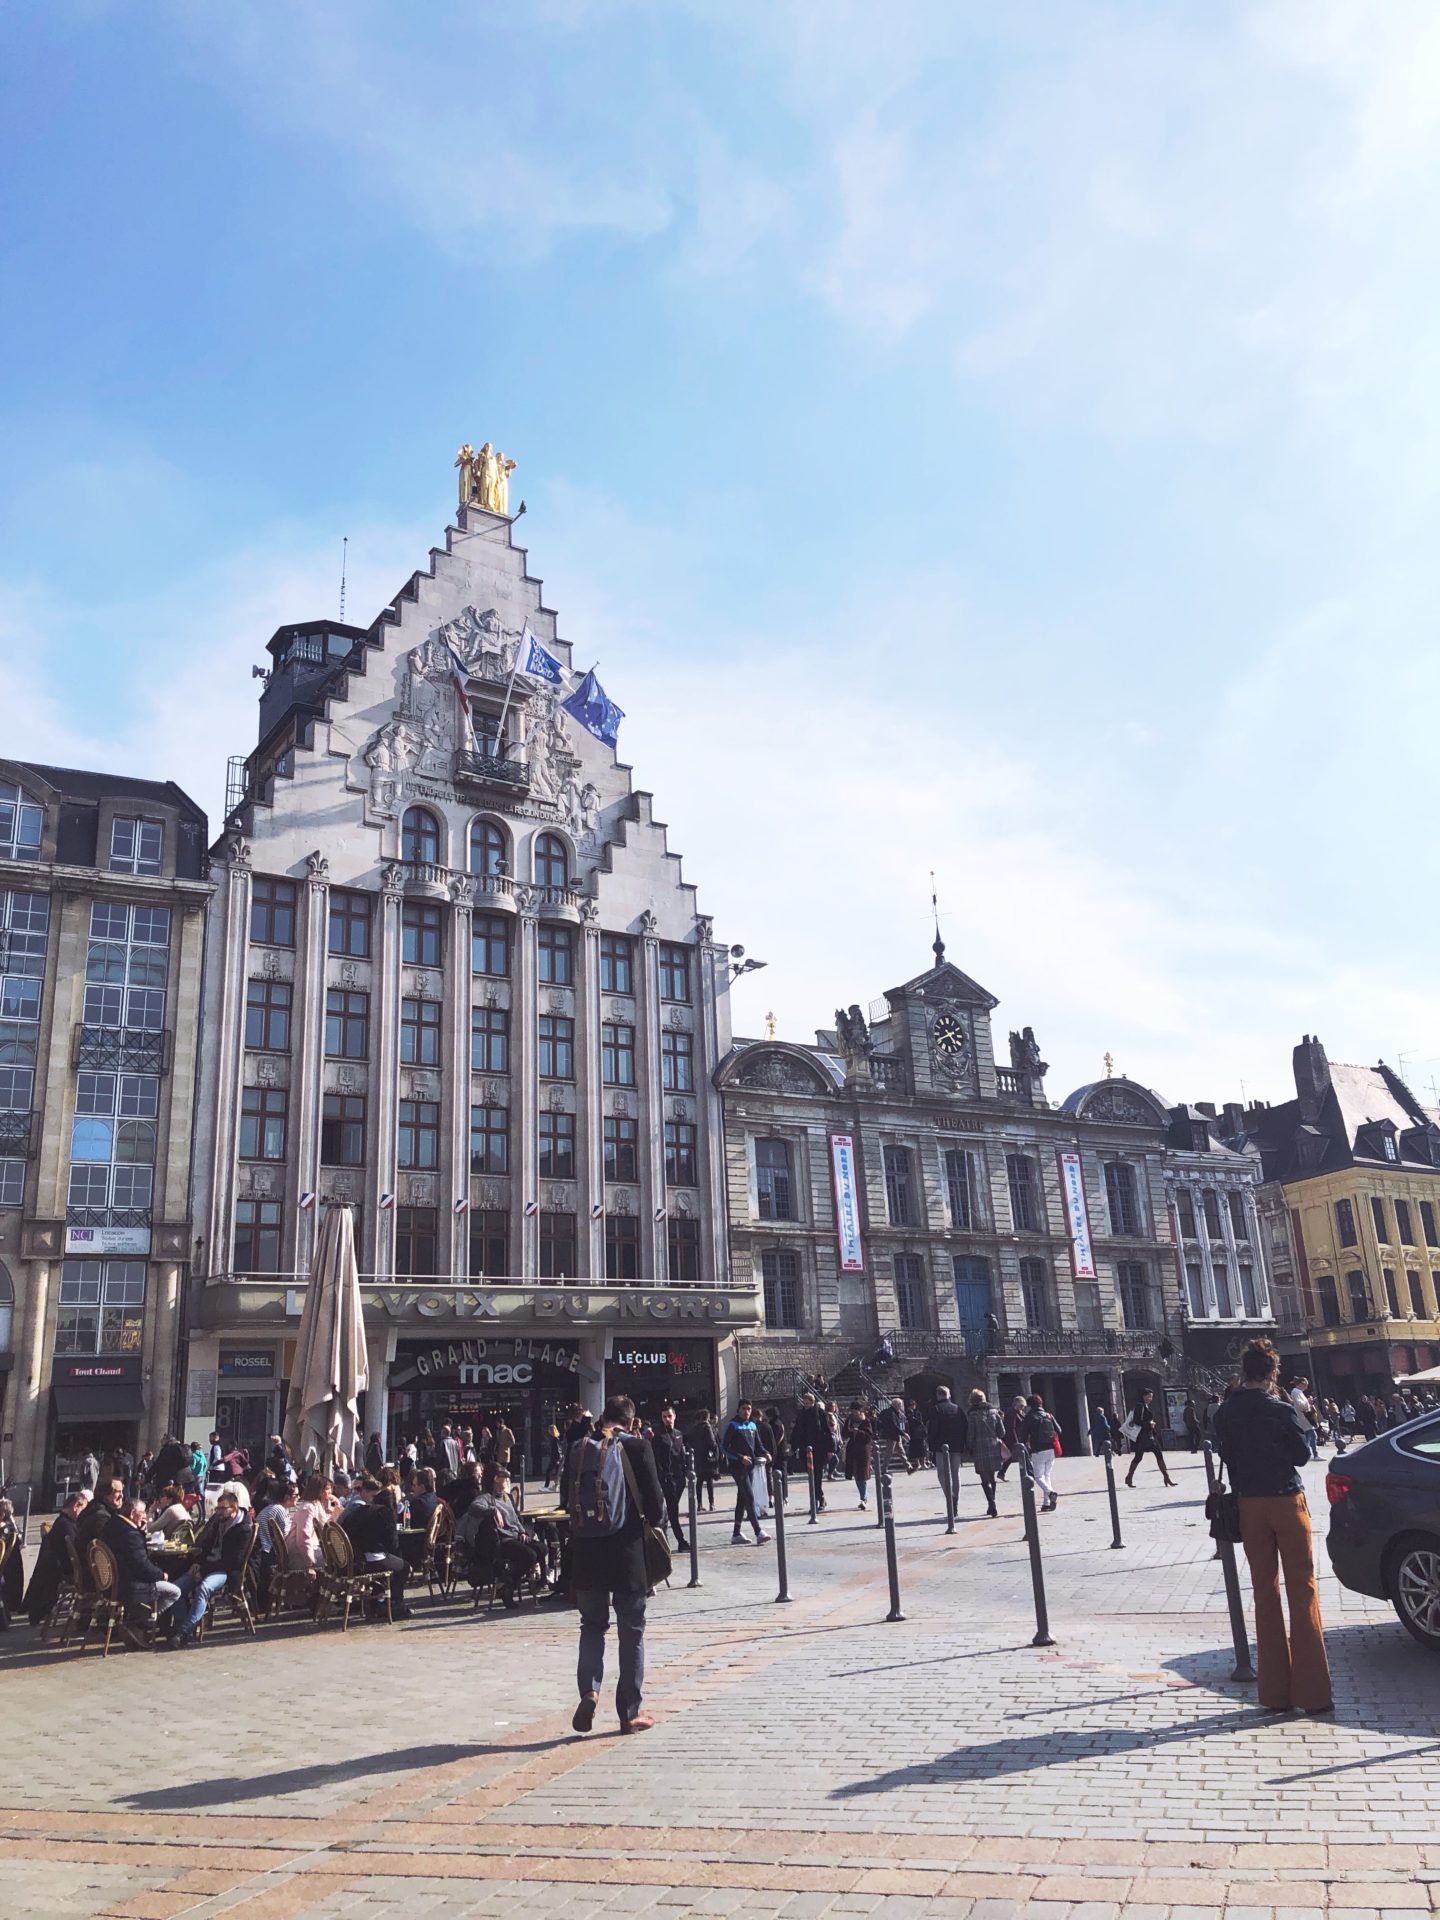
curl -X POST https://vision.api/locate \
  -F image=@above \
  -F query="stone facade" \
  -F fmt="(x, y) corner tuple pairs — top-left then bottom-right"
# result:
(0, 761), (211, 1497)
(1161, 1101), (1276, 1376)
(717, 944), (1194, 1452)
(186, 500), (753, 1465)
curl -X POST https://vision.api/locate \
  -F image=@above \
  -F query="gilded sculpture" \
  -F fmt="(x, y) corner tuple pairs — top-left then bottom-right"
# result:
(455, 441), (518, 514)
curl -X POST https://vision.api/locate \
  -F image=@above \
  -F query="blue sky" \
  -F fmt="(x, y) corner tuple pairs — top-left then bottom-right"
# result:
(5, 1), (1440, 1106)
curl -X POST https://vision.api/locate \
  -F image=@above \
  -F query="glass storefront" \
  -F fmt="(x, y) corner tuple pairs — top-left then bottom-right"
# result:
(604, 1337), (717, 1423)
(387, 1335), (591, 1473)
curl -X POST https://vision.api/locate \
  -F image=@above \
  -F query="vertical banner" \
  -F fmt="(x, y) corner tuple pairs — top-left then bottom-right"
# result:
(829, 1133), (866, 1273)
(1057, 1150), (1096, 1279)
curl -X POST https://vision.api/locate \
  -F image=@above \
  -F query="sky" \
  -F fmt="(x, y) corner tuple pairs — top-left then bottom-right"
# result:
(4, 0), (1440, 1110)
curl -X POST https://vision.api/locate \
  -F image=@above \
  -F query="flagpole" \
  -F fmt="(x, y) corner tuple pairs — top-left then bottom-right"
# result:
(494, 637), (524, 758)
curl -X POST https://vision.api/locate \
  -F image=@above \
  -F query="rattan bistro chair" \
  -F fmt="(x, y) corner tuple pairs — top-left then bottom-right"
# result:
(420, 1502), (456, 1600)
(83, 1539), (162, 1656)
(56, 1536), (97, 1649)
(315, 1521), (391, 1631)
(196, 1522), (259, 1641)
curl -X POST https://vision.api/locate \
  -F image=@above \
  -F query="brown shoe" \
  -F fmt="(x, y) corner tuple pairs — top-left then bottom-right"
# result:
(620, 1711), (656, 1735)
(572, 1693), (597, 1733)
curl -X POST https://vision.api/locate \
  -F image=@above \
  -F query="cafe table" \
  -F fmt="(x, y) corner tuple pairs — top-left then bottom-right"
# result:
(522, 1507), (569, 1585)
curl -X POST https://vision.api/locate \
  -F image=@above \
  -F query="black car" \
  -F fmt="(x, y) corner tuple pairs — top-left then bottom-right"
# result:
(1326, 1412), (1440, 1651)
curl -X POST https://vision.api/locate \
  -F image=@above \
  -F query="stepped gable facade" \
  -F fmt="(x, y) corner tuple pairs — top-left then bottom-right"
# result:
(187, 487), (752, 1465)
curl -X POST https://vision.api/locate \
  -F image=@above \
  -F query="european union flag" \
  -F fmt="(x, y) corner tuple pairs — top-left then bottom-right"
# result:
(520, 625), (564, 685)
(562, 668), (624, 748)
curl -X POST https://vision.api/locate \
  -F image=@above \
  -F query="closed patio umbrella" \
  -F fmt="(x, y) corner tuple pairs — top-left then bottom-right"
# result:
(283, 1205), (368, 1473)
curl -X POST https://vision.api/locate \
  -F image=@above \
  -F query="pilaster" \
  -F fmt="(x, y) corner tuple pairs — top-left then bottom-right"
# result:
(448, 877), (474, 1279)
(517, 906), (539, 1275)
(374, 865), (405, 1279)
(579, 909), (603, 1279)
(695, 924), (726, 1288)
(638, 913), (662, 1278)
(208, 845), (253, 1271)
(293, 855), (329, 1275)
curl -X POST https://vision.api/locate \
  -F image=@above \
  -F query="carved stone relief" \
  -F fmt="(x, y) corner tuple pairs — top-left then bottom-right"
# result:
(733, 1053), (822, 1094)
(407, 1175), (435, 1206)
(337, 1067), (361, 1094)
(666, 1007), (690, 1031)
(611, 1188), (634, 1215)
(1083, 1085), (1159, 1126)
(477, 1181), (507, 1210)
(247, 1166), (278, 1196)
(547, 1086), (568, 1112)
(381, 862), (406, 895)
(611, 1093), (631, 1116)
(306, 850), (330, 882)
(638, 910), (658, 936)
(255, 1058), (281, 1089)
(339, 962), (362, 989)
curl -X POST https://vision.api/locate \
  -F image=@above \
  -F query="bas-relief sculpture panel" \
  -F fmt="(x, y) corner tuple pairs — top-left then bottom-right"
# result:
(350, 608), (604, 851)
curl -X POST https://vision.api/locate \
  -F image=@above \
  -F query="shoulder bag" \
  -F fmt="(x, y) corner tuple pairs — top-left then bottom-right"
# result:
(1205, 1467), (1242, 1545)
(617, 1441), (674, 1588)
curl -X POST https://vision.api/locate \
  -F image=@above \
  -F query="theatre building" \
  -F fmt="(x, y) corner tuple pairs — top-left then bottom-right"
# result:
(185, 456), (758, 1462)
(0, 762), (211, 1497)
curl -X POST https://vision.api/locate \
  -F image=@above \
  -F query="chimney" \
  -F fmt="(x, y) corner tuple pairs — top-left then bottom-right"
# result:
(1195, 1101), (1218, 1118)
(1222, 1102), (1246, 1136)
(1293, 1034), (1331, 1125)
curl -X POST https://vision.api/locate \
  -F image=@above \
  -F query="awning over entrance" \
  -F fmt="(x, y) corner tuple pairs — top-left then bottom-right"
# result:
(52, 1382), (146, 1421)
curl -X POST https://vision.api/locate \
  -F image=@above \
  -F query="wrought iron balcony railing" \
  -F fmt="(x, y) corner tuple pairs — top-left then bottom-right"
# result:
(992, 1326), (1162, 1358)
(65, 1207), (153, 1229)
(454, 747), (530, 793)
(0, 1109), (36, 1155)
(72, 1026), (171, 1074)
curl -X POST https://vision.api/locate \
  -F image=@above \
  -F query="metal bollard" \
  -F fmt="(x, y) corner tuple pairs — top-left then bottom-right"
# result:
(769, 1460), (792, 1604)
(1103, 1440), (1124, 1550)
(685, 1448), (701, 1589)
(876, 1461), (905, 1620)
(939, 1445), (956, 1534)
(1203, 1443), (1255, 1682)
(806, 1448), (819, 1525)
(1017, 1444), (1055, 1647)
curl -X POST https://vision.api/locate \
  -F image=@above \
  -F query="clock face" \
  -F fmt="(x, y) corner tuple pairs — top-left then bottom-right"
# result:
(933, 1012), (966, 1057)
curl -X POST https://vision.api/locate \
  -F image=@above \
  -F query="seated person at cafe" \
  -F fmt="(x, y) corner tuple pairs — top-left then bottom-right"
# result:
(458, 1466), (541, 1608)
(76, 1475), (127, 1557)
(24, 1488), (90, 1627)
(339, 1473), (412, 1619)
(444, 1458), (483, 1520)
(407, 1466), (440, 1535)
(152, 1484), (193, 1537)
(286, 1474), (336, 1574)
(166, 1489), (252, 1647)
(101, 1499), (183, 1622)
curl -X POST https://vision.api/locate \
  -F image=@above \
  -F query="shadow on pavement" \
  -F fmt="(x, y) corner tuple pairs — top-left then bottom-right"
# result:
(120, 1740), (559, 1808)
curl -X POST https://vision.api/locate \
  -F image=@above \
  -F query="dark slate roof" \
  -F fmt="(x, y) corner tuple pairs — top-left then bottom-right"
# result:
(12, 762), (206, 820)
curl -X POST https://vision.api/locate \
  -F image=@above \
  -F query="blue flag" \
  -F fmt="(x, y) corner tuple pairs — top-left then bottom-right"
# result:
(562, 668), (624, 748)
(520, 626), (564, 685)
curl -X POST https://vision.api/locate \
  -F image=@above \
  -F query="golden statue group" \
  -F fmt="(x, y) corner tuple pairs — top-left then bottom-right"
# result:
(455, 441), (517, 515)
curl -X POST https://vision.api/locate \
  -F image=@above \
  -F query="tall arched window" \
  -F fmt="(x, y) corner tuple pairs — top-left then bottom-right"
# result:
(402, 807), (441, 866)
(534, 833), (568, 892)
(469, 818), (508, 878)
(0, 781), (43, 862)
(0, 1259), (12, 1352)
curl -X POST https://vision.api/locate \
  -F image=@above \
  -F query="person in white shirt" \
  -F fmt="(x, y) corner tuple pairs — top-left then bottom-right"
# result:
(1288, 1378), (1319, 1460)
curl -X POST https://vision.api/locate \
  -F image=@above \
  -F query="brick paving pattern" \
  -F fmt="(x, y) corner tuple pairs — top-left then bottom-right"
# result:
(3, 1454), (1437, 1919)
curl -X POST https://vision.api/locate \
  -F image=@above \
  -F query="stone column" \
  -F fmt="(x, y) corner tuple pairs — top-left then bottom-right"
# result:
(11, 1257), (53, 1489)
(293, 854), (330, 1275)
(448, 877), (475, 1280)
(516, 903), (539, 1275)
(142, 1260), (183, 1453)
(208, 843), (254, 1273)
(694, 921), (726, 1288)
(374, 865), (406, 1280)
(578, 905), (603, 1280)
(637, 912), (662, 1278)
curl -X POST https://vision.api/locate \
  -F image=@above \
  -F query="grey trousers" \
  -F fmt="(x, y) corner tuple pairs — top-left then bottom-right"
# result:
(577, 1586), (647, 1724)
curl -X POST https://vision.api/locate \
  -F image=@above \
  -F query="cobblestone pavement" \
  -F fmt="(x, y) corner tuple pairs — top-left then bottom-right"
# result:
(4, 1453), (1438, 1920)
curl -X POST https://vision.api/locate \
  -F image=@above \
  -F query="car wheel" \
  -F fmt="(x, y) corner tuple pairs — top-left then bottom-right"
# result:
(1387, 1534), (1440, 1652)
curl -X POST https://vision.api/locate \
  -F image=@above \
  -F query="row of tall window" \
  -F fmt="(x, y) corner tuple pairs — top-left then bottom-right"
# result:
(1175, 1186), (1253, 1244)
(0, 888), (50, 1206)
(757, 1135), (1152, 1241)
(0, 781), (165, 874)
(256, 880), (695, 1002)
(230, 1199), (701, 1282)
(1335, 1193), (1440, 1250)
(759, 1246), (1161, 1334)
(245, 984), (695, 1088)
(1184, 1258), (1261, 1319)
(1316, 1265), (1439, 1327)
(241, 1085), (701, 1182)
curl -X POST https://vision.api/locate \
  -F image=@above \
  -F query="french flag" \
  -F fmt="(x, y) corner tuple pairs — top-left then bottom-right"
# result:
(442, 638), (475, 743)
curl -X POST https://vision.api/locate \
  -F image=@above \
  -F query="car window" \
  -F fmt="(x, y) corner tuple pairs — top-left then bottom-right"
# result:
(1396, 1418), (1440, 1462)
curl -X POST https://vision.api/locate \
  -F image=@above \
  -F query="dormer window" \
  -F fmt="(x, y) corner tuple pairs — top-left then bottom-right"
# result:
(0, 782), (43, 862)
(1357, 1120), (1400, 1163)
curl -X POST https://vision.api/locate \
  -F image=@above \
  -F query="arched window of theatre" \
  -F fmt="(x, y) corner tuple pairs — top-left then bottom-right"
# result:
(401, 807), (442, 866)
(534, 833), (569, 892)
(0, 1260), (13, 1351)
(469, 817), (508, 878)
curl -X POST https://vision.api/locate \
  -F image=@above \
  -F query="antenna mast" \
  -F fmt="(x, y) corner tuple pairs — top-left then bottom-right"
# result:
(339, 536), (348, 622)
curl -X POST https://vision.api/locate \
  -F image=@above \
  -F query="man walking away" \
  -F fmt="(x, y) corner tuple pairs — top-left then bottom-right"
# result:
(1183, 1400), (1202, 1453)
(720, 1400), (770, 1545)
(790, 1393), (830, 1515)
(688, 1411), (719, 1511)
(649, 1405), (690, 1553)
(569, 1395), (666, 1736)
(1022, 1393), (1061, 1511)
(997, 1396), (1026, 1480)
(1287, 1378), (1319, 1461)
(926, 1387), (966, 1516)
(876, 1396), (909, 1475)
(1124, 1389), (1176, 1488)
